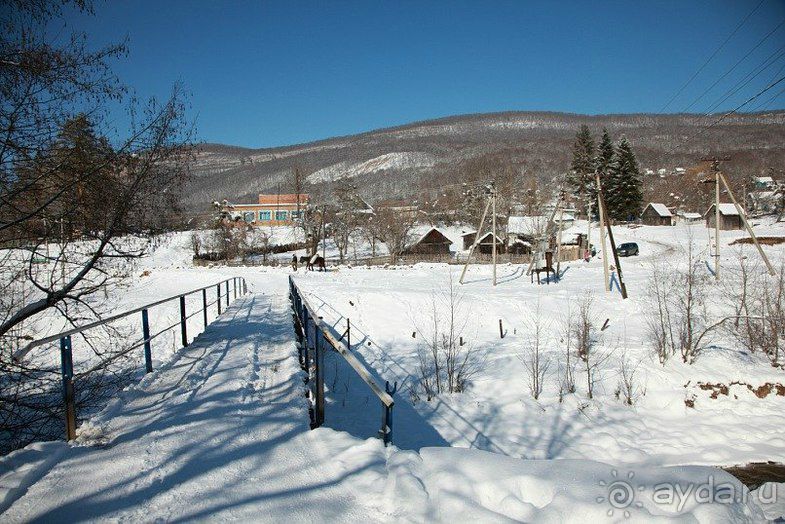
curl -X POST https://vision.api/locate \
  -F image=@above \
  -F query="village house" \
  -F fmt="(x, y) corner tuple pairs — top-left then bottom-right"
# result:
(403, 227), (453, 255)
(704, 203), (744, 230)
(747, 190), (780, 216)
(640, 203), (673, 226)
(223, 194), (309, 226)
(461, 231), (506, 254)
(753, 176), (777, 191)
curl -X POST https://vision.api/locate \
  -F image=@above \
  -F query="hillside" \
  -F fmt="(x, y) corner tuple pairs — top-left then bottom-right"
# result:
(186, 110), (785, 212)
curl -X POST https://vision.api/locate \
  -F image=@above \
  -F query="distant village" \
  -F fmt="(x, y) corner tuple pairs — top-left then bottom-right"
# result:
(207, 167), (781, 266)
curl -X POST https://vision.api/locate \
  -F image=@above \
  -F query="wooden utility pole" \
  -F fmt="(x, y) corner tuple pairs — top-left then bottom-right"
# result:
(459, 193), (492, 284)
(719, 171), (776, 276)
(556, 202), (564, 277)
(586, 200), (592, 261)
(595, 173), (610, 292)
(714, 168), (721, 281)
(492, 183), (497, 286)
(702, 156), (731, 281)
(598, 185), (628, 299)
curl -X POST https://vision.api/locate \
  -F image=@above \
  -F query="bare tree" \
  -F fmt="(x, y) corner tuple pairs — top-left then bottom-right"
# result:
(570, 291), (609, 399)
(558, 303), (577, 399)
(414, 273), (481, 399)
(0, 1), (192, 452)
(617, 354), (641, 406)
(644, 232), (712, 364)
(375, 207), (416, 264)
(520, 297), (551, 399)
(724, 253), (785, 366)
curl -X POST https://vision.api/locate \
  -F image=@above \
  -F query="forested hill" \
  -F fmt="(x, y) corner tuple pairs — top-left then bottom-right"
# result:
(186, 110), (785, 210)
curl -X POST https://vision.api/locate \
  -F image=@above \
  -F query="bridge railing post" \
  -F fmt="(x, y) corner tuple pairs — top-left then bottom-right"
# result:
(225, 281), (230, 308)
(142, 309), (153, 373)
(202, 288), (208, 329)
(314, 332), (325, 427)
(180, 296), (188, 347)
(217, 284), (222, 315)
(59, 335), (76, 441)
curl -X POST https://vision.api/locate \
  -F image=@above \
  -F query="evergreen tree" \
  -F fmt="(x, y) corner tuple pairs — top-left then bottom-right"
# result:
(606, 137), (643, 221)
(568, 125), (595, 204)
(591, 128), (615, 214)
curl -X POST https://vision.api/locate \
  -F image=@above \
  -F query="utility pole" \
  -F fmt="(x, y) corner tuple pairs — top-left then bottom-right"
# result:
(718, 171), (775, 276)
(598, 185), (628, 299)
(556, 199), (564, 277)
(491, 183), (497, 286)
(595, 173), (610, 292)
(702, 156), (731, 281)
(321, 205), (327, 260)
(460, 188), (493, 284)
(585, 199), (592, 261)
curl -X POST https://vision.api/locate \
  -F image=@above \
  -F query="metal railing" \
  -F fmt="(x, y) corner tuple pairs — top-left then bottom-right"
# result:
(288, 276), (395, 445)
(13, 276), (248, 441)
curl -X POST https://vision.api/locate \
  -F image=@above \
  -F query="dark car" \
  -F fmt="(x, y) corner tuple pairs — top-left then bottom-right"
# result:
(616, 242), (639, 257)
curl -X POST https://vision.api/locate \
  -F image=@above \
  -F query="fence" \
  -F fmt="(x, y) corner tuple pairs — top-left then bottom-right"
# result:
(288, 276), (395, 445)
(12, 276), (248, 442)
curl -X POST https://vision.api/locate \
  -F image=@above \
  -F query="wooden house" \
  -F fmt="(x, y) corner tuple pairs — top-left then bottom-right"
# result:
(460, 231), (506, 254)
(404, 228), (453, 255)
(640, 203), (673, 226)
(704, 203), (743, 230)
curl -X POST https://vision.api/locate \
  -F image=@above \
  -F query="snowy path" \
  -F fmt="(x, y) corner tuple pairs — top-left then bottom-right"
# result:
(2, 290), (385, 522)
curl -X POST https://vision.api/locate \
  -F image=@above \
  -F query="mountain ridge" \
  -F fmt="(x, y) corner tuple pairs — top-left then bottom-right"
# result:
(186, 110), (785, 212)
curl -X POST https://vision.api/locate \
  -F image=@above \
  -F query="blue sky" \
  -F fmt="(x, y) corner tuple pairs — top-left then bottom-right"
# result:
(62, 0), (785, 148)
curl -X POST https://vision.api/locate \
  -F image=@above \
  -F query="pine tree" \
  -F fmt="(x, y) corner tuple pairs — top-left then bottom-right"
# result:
(606, 137), (643, 221)
(591, 128), (615, 214)
(568, 125), (595, 204)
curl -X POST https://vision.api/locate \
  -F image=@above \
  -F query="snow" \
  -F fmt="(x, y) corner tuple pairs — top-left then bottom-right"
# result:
(645, 203), (672, 217)
(3, 221), (785, 521)
(706, 203), (744, 216)
(308, 152), (435, 183)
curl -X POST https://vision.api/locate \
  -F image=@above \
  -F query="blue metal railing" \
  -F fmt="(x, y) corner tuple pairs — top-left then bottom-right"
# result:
(288, 276), (395, 446)
(14, 276), (248, 440)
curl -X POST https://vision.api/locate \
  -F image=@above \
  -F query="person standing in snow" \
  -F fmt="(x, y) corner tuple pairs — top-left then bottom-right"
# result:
(609, 264), (621, 293)
(291, 254), (298, 271)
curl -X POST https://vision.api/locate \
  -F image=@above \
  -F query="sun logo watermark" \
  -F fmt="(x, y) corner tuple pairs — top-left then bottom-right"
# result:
(596, 469), (645, 518)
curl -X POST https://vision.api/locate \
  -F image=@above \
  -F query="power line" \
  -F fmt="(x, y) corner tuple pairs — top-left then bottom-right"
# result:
(750, 82), (785, 111)
(692, 19), (785, 114)
(658, 0), (765, 114)
(685, 73), (785, 143)
(701, 44), (785, 116)
(681, 18), (785, 114)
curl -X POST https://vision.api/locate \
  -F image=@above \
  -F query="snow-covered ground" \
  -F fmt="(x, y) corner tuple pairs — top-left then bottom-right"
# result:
(1, 220), (784, 521)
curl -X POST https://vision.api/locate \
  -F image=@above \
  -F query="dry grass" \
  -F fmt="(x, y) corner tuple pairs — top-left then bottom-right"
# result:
(730, 236), (785, 246)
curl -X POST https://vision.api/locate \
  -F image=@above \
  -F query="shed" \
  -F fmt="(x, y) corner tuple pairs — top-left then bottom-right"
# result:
(675, 211), (702, 224)
(461, 230), (478, 250)
(641, 203), (673, 226)
(404, 228), (453, 255)
(477, 232), (506, 254)
(704, 203), (744, 230)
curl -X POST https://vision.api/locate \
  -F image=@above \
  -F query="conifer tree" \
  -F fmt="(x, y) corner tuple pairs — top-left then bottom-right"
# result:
(568, 125), (595, 206)
(591, 128), (615, 214)
(606, 137), (643, 221)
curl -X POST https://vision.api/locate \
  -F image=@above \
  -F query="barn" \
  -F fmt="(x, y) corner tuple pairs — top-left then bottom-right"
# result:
(404, 228), (453, 255)
(704, 203), (744, 230)
(640, 203), (673, 226)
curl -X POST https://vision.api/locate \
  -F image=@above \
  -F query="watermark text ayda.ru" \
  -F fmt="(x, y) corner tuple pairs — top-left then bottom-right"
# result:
(598, 469), (779, 517)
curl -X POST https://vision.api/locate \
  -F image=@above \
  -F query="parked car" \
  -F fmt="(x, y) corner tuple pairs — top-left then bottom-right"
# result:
(616, 242), (639, 257)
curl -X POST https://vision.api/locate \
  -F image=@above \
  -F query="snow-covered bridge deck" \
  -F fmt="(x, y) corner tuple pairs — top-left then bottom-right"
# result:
(1, 290), (384, 522)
